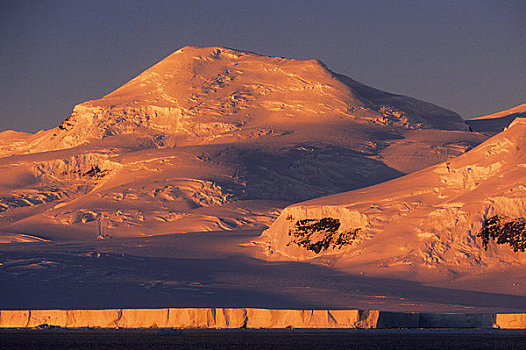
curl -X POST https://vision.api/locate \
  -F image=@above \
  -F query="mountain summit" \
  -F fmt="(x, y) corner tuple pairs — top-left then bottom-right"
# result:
(15, 46), (467, 153)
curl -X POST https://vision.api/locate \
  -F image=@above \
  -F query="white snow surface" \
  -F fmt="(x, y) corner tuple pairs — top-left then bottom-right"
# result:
(263, 118), (526, 280)
(2, 46), (468, 156)
(0, 46), (482, 241)
(472, 104), (526, 120)
(1, 46), (524, 312)
(467, 103), (526, 134)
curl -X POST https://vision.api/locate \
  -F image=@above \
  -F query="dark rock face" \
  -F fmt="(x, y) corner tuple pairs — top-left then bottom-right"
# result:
(287, 217), (360, 253)
(477, 215), (526, 252)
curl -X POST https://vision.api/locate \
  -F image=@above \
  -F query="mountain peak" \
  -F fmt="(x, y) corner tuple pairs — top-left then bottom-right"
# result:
(96, 45), (332, 107)
(22, 46), (469, 152)
(173, 45), (257, 58)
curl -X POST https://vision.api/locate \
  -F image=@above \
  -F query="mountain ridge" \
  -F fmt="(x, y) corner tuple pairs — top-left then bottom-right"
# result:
(2, 46), (468, 157)
(261, 117), (526, 278)
(467, 103), (526, 133)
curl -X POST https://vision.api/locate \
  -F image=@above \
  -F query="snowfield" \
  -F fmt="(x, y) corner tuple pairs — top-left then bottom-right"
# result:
(0, 46), (524, 314)
(262, 118), (526, 280)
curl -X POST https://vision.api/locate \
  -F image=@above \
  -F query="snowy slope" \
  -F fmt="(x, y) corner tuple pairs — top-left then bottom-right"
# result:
(467, 103), (526, 133)
(262, 117), (526, 278)
(0, 46), (483, 241)
(0, 47), (524, 312)
(5, 46), (468, 156)
(472, 104), (526, 120)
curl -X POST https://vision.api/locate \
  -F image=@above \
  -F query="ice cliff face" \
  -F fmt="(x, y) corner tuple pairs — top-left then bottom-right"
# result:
(262, 118), (526, 272)
(2, 308), (525, 329)
(23, 46), (467, 153)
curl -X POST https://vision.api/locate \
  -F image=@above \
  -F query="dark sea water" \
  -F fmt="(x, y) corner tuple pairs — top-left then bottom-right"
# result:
(2, 329), (526, 350)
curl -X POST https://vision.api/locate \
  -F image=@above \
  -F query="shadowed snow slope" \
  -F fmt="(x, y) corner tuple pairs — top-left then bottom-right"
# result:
(467, 103), (526, 134)
(262, 118), (526, 278)
(0, 46), (484, 241)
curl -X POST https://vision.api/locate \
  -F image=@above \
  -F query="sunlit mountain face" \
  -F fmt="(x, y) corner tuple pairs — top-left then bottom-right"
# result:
(263, 117), (526, 280)
(467, 103), (526, 134)
(2, 47), (524, 314)
(0, 46), (481, 241)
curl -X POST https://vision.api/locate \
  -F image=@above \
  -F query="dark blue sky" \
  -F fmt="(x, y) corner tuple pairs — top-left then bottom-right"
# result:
(1, 0), (525, 132)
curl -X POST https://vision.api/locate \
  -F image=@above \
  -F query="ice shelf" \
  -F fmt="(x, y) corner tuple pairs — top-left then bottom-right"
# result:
(1, 308), (525, 329)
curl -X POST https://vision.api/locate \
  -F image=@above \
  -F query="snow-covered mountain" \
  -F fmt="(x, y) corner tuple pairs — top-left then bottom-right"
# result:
(0, 46), (484, 241)
(3, 46), (468, 155)
(261, 117), (526, 278)
(1, 46), (524, 313)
